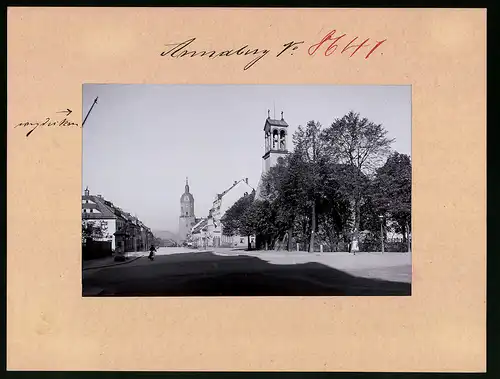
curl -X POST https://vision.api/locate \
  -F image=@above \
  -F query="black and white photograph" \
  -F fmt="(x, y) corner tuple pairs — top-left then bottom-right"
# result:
(82, 84), (412, 296)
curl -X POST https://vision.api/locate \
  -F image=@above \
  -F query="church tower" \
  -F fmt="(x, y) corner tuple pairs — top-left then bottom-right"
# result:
(179, 177), (195, 243)
(255, 110), (289, 200)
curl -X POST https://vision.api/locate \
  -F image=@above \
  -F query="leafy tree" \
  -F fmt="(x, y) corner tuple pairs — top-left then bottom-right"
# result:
(221, 191), (256, 249)
(260, 154), (306, 250)
(321, 111), (394, 252)
(316, 163), (353, 250)
(82, 220), (108, 243)
(241, 199), (279, 250)
(291, 121), (325, 252)
(371, 152), (412, 250)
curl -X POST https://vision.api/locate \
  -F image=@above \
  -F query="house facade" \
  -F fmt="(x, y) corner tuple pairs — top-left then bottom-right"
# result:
(82, 189), (118, 250)
(82, 187), (154, 255)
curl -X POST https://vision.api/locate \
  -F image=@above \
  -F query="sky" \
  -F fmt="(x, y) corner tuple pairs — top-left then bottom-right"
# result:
(82, 84), (411, 232)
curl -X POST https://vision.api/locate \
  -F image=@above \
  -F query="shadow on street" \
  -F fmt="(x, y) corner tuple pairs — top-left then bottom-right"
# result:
(83, 252), (411, 297)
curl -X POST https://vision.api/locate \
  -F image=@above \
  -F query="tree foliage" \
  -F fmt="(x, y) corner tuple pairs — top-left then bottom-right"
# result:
(221, 190), (255, 237)
(82, 220), (109, 243)
(370, 152), (412, 242)
(237, 111), (410, 252)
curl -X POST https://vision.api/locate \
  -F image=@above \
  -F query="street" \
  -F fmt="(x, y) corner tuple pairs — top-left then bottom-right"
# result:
(82, 248), (411, 296)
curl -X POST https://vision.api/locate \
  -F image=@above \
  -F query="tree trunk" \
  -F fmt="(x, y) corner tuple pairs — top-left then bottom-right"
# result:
(350, 198), (360, 254)
(287, 226), (293, 251)
(247, 235), (251, 251)
(406, 220), (411, 252)
(309, 203), (316, 253)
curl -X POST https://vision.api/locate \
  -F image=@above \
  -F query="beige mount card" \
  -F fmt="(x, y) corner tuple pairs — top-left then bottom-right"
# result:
(7, 7), (486, 372)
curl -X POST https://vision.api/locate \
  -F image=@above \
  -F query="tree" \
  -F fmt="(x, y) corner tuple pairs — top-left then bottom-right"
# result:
(321, 111), (394, 253)
(221, 191), (256, 249)
(316, 163), (353, 250)
(371, 152), (412, 251)
(260, 155), (303, 250)
(291, 121), (324, 252)
(82, 220), (108, 243)
(241, 199), (279, 250)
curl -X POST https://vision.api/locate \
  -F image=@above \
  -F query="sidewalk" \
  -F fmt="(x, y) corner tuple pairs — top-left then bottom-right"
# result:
(82, 251), (146, 271)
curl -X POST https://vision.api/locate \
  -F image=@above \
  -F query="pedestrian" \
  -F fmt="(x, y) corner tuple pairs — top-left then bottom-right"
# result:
(148, 244), (157, 261)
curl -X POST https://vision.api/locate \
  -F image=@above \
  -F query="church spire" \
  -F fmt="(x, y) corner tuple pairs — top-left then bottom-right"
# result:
(185, 177), (189, 193)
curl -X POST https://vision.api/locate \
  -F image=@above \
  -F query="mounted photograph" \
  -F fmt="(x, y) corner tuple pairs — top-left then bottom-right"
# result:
(81, 84), (412, 296)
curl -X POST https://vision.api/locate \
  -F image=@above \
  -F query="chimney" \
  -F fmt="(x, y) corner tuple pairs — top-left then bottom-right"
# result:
(245, 178), (248, 184)
(281, 111), (284, 120)
(267, 109), (270, 119)
(234, 180), (238, 185)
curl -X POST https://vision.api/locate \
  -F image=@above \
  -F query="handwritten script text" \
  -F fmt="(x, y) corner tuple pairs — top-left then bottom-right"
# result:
(15, 117), (79, 137)
(160, 29), (387, 71)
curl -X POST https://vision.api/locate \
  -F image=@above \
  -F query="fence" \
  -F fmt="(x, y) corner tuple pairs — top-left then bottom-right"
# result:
(292, 240), (410, 253)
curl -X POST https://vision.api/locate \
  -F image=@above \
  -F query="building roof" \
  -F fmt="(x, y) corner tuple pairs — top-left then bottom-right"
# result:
(264, 118), (289, 130)
(82, 191), (152, 231)
(215, 179), (254, 203)
(180, 192), (194, 203)
(191, 218), (208, 234)
(82, 195), (117, 219)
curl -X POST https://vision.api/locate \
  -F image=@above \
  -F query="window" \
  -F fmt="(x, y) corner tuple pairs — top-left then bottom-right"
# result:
(186, 212), (188, 216)
(240, 238), (244, 243)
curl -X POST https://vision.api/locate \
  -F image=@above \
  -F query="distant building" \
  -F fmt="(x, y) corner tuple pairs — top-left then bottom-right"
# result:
(200, 178), (255, 248)
(255, 110), (289, 200)
(178, 177), (196, 243)
(190, 218), (208, 248)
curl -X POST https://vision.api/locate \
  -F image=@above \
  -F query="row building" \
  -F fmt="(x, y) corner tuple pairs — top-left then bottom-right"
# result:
(82, 187), (154, 259)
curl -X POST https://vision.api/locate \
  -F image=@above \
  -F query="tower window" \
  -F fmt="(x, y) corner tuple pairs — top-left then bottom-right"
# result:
(186, 212), (188, 216)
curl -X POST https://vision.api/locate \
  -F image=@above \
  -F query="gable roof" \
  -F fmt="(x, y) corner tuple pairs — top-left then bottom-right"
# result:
(192, 218), (208, 234)
(215, 179), (255, 203)
(82, 195), (117, 219)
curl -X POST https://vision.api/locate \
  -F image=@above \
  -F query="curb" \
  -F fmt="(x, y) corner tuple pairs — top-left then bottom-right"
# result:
(83, 255), (144, 271)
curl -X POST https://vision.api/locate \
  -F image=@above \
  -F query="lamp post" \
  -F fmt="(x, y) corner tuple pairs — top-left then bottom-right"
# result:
(379, 215), (384, 254)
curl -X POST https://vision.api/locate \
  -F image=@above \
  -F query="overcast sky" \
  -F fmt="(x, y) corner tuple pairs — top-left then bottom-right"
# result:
(82, 84), (411, 232)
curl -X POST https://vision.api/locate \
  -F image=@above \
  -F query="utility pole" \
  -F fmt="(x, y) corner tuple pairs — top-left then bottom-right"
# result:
(82, 96), (98, 127)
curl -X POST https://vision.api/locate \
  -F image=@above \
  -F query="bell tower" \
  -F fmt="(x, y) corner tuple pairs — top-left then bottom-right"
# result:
(255, 110), (289, 200)
(262, 109), (289, 174)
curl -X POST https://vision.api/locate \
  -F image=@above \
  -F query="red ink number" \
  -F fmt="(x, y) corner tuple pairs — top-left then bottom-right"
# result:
(308, 30), (386, 60)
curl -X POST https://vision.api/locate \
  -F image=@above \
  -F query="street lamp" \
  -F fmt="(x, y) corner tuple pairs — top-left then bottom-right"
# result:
(378, 215), (384, 254)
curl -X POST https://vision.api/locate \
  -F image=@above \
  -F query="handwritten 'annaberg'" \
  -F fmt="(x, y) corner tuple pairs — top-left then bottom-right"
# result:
(160, 38), (271, 71)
